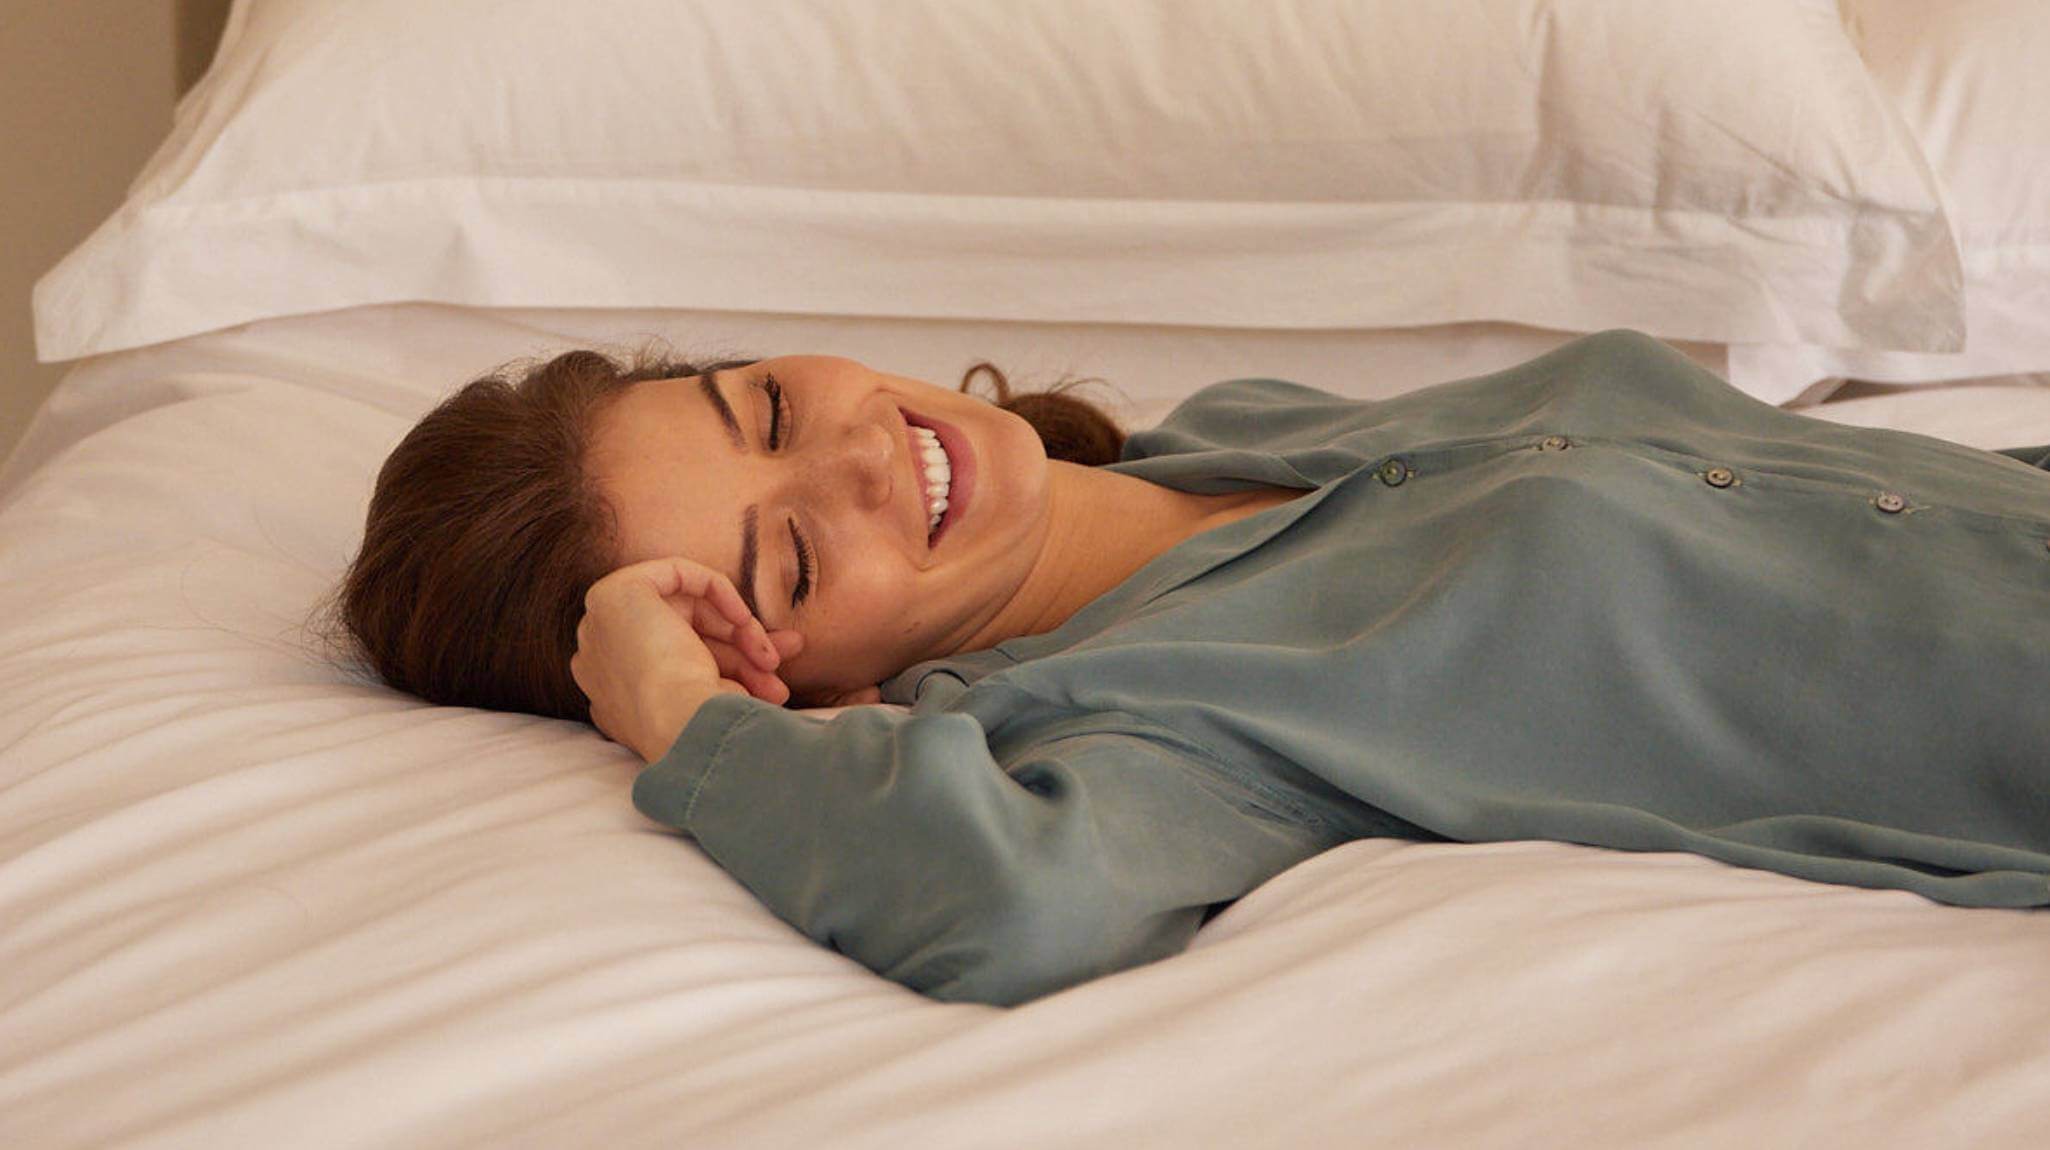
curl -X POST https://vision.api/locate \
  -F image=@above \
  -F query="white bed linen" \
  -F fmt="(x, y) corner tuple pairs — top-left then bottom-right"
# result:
(35, 0), (1961, 382)
(1727, 0), (2050, 394)
(5, 304), (2050, 1149)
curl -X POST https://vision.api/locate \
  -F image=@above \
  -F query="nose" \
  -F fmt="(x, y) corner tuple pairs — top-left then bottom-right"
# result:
(780, 414), (894, 514)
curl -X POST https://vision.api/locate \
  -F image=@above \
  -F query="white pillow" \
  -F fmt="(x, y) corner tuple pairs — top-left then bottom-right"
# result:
(35, 0), (1962, 373)
(1729, 0), (2050, 399)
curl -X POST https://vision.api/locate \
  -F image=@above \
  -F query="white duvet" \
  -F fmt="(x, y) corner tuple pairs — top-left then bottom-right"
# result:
(5, 304), (2050, 1149)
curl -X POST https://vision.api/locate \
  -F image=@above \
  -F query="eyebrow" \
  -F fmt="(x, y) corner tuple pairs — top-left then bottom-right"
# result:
(699, 370), (745, 453)
(699, 370), (765, 621)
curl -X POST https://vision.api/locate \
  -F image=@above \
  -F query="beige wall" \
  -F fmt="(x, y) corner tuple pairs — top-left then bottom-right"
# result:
(0, 0), (179, 469)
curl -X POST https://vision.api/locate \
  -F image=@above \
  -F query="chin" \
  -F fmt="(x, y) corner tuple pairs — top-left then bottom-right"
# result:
(788, 679), (844, 710)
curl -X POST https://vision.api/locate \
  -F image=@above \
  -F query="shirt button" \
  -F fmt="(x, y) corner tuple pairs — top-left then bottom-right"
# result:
(1378, 458), (1409, 486)
(1704, 466), (1736, 488)
(1875, 491), (1907, 514)
(1540, 435), (1571, 451)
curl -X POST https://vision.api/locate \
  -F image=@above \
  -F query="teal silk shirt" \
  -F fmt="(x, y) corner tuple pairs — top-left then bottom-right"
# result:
(632, 330), (2050, 1008)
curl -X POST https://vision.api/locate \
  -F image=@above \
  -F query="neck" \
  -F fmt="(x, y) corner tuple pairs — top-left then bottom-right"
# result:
(953, 461), (1198, 654)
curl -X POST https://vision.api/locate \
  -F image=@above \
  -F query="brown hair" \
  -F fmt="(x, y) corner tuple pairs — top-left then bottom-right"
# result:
(307, 344), (1126, 723)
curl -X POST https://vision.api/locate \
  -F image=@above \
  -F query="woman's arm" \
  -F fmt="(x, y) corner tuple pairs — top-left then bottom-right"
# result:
(632, 692), (1348, 1007)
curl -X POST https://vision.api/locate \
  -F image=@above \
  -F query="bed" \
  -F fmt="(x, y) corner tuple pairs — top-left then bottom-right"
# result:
(6, 2), (2050, 1146)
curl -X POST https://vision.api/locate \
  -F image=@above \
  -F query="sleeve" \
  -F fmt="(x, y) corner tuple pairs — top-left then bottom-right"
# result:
(631, 692), (1348, 1008)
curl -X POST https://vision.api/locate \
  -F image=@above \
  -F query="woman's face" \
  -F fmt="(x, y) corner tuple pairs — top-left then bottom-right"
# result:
(586, 355), (1051, 705)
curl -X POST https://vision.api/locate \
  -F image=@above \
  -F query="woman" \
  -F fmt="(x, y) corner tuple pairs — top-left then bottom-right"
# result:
(328, 329), (2050, 1008)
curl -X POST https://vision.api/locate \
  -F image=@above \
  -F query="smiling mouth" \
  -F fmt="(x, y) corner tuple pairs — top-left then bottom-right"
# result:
(912, 429), (951, 536)
(901, 409), (967, 548)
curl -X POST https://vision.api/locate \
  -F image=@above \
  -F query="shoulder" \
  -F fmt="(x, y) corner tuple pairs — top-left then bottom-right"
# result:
(1172, 376), (1350, 415)
(1120, 377), (1363, 462)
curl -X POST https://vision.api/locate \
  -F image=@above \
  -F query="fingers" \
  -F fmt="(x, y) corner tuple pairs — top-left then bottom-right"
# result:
(704, 634), (791, 705)
(721, 647), (790, 704)
(737, 663), (791, 706)
(690, 596), (779, 669)
(659, 556), (759, 640)
(593, 556), (790, 672)
(596, 556), (759, 638)
(597, 557), (776, 667)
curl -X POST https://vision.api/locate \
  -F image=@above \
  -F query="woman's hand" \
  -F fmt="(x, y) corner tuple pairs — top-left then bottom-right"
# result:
(570, 557), (804, 763)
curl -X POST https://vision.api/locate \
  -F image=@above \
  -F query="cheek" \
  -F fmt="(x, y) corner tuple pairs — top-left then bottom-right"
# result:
(831, 558), (917, 631)
(785, 566), (917, 683)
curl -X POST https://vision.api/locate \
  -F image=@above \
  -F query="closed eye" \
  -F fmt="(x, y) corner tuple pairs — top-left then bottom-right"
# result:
(754, 373), (813, 609)
(757, 374), (789, 450)
(790, 516), (814, 608)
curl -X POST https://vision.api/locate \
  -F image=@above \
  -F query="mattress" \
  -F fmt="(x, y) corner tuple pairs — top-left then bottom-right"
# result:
(5, 303), (2050, 1148)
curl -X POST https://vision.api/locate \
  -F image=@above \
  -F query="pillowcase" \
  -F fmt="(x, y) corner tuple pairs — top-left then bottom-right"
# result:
(1728, 0), (2050, 400)
(35, 0), (1962, 378)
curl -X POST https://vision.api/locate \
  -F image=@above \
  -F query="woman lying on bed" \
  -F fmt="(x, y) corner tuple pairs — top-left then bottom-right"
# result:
(324, 329), (2050, 1008)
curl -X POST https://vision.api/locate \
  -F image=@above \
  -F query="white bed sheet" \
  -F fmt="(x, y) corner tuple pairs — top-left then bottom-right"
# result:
(5, 304), (2050, 1149)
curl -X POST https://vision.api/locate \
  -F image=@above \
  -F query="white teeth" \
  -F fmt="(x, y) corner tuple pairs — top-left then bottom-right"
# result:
(912, 425), (952, 535)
